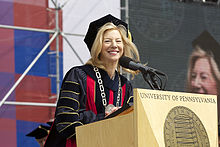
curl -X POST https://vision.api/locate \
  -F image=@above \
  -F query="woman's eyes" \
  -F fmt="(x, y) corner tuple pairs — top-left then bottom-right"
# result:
(200, 74), (208, 80)
(104, 39), (122, 43)
(191, 72), (196, 78)
(104, 40), (111, 43)
(191, 73), (208, 81)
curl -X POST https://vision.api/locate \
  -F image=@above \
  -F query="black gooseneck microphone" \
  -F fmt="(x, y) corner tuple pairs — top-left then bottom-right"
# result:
(119, 56), (165, 76)
(119, 56), (167, 90)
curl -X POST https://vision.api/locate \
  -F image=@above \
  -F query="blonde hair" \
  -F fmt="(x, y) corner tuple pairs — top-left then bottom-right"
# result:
(86, 22), (140, 77)
(186, 46), (220, 94)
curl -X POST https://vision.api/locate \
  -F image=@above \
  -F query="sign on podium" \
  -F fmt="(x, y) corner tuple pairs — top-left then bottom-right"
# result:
(76, 88), (218, 147)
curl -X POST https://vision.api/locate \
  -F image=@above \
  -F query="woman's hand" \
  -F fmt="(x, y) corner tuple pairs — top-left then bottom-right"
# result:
(105, 104), (121, 117)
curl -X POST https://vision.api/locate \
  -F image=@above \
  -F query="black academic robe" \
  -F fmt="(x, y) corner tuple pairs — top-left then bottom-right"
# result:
(44, 64), (133, 147)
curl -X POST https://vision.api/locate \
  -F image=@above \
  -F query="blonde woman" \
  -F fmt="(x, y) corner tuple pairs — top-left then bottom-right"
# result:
(186, 30), (220, 146)
(186, 31), (220, 95)
(186, 46), (220, 95)
(44, 14), (140, 147)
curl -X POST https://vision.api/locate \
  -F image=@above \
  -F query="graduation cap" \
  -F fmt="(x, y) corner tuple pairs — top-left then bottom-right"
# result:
(192, 30), (220, 70)
(84, 14), (129, 52)
(26, 124), (51, 139)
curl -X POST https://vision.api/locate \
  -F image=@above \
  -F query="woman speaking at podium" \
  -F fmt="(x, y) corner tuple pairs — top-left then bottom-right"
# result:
(44, 14), (140, 147)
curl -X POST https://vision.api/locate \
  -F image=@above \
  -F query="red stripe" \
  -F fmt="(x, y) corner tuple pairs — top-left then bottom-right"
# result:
(121, 85), (126, 106)
(108, 90), (114, 105)
(86, 75), (97, 114)
(66, 138), (76, 147)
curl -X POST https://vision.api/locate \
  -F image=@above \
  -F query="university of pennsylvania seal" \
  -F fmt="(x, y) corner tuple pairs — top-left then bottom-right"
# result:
(164, 106), (210, 147)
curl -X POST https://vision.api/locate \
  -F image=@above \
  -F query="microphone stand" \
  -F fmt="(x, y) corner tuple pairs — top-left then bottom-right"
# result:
(149, 73), (161, 90)
(142, 72), (156, 90)
(141, 72), (163, 90)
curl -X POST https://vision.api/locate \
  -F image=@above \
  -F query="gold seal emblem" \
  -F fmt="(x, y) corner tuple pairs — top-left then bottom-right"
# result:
(164, 106), (210, 147)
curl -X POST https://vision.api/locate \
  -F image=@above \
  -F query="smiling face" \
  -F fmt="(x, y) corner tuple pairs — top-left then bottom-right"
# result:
(99, 29), (124, 64)
(190, 57), (217, 95)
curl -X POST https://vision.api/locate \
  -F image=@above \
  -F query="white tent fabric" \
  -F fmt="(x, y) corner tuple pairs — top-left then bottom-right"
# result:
(50, 0), (121, 76)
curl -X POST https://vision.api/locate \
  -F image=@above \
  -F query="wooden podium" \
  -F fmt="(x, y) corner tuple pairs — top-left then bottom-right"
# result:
(76, 88), (218, 147)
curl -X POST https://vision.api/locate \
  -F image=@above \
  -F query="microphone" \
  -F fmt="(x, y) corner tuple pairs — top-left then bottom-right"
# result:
(119, 56), (165, 76)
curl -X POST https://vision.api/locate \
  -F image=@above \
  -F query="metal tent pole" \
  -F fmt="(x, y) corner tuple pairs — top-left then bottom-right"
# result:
(0, 24), (55, 33)
(125, 0), (129, 24)
(125, 0), (130, 80)
(0, 0), (85, 108)
(121, 0), (130, 80)
(55, 0), (60, 100)
(0, 32), (59, 107)
(4, 101), (56, 107)
(61, 32), (84, 64)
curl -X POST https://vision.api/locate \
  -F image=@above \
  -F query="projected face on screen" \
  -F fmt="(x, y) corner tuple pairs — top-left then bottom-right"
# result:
(186, 30), (220, 96)
(190, 55), (217, 95)
(186, 30), (220, 146)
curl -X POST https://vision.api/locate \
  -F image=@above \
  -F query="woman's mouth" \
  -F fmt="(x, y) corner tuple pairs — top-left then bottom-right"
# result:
(108, 50), (119, 55)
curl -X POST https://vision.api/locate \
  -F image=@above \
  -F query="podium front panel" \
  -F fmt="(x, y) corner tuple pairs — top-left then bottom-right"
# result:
(76, 112), (134, 147)
(134, 88), (218, 147)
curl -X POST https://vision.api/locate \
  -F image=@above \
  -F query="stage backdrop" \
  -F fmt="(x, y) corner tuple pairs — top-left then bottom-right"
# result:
(128, 0), (220, 93)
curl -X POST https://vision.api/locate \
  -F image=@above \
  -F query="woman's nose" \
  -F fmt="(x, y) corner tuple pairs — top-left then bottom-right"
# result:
(111, 41), (117, 48)
(192, 77), (202, 88)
